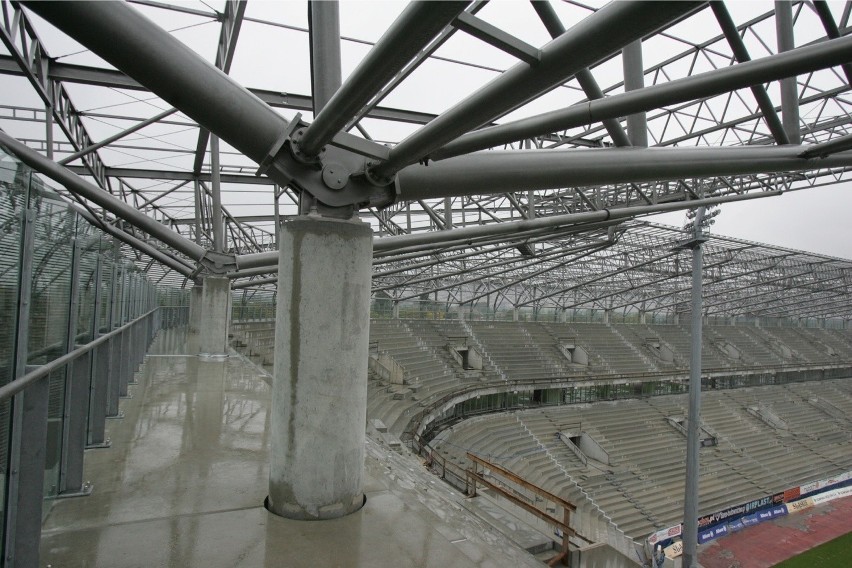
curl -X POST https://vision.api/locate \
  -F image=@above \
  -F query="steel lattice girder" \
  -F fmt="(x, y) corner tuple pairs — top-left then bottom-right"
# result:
(0, 0), (850, 321)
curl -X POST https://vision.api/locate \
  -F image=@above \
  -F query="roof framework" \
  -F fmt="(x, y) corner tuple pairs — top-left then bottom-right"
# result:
(0, 0), (850, 320)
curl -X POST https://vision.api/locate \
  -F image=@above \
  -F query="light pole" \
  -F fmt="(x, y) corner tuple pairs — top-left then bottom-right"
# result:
(679, 202), (719, 568)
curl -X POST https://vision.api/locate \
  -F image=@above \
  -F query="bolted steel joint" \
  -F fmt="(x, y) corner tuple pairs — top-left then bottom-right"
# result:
(322, 162), (349, 191)
(363, 161), (395, 187)
(288, 128), (327, 165)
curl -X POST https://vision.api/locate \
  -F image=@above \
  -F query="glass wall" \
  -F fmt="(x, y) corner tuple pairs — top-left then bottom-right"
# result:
(0, 143), (162, 552)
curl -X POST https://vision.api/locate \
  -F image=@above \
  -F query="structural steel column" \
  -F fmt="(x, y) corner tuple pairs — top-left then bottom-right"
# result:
(210, 134), (225, 253)
(269, 216), (372, 520)
(622, 40), (648, 147)
(682, 239), (704, 568)
(198, 277), (231, 358)
(308, 0), (342, 114)
(775, 1), (800, 144)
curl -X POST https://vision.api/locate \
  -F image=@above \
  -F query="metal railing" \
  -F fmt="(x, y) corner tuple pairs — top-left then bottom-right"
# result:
(0, 308), (160, 568)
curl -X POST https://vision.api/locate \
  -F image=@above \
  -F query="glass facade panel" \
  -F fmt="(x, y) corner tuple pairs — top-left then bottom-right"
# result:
(0, 146), (26, 556)
(26, 181), (75, 504)
(0, 144), (164, 546)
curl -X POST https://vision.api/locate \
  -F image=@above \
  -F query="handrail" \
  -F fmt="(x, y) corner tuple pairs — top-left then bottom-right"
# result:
(0, 308), (158, 402)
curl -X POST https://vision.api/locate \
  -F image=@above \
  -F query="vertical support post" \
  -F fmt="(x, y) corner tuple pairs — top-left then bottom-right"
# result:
(711, 2), (789, 145)
(45, 94), (54, 160)
(622, 40), (648, 147)
(87, 249), (110, 447)
(308, 0), (342, 114)
(193, 179), (203, 245)
(88, 340), (111, 446)
(561, 507), (571, 563)
(119, 328), (132, 397)
(4, 178), (37, 567)
(59, 355), (93, 495)
(682, 238), (704, 568)
(775, 1), (800, 143)
(268, 216), (372, 520)
(210, 134), (224, 253)
(444, 197), (453, 229)
(105, 336), (121, 418)
(59, 237), (89, 495)
(6, 372), (49, 568)
(273, 185), (282, 248)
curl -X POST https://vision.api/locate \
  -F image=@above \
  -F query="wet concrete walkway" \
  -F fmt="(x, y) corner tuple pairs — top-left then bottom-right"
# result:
(40, 328), (543, 568)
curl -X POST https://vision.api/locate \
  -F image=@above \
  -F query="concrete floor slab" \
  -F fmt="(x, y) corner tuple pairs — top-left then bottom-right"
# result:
(40, 329), (544, 568)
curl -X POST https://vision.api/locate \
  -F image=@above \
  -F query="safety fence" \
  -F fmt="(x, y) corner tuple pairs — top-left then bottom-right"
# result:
(0, 143), (169, 567)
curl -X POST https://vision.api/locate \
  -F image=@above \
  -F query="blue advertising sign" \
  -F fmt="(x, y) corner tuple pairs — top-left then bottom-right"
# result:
(697, 523), (728, 544)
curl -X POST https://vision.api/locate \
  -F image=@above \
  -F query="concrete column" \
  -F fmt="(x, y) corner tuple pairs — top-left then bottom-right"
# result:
(269, 216), (372, 520)
(603, 309), (612, 324)
(639, 311), (647, 325)
(392, 301), (400, 319)
(673, 313), (680, 325)
(512, 307), (519, 322)
(558, 308), (567, 323)
(198, 277), (231, 358)
(188, 285), (203, 334)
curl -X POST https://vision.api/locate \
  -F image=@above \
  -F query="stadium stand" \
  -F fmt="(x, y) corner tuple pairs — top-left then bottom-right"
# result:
(237, 319), (852, 552)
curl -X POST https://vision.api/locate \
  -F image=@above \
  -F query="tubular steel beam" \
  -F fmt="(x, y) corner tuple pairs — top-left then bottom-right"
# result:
(0, 55), (446, 127)
(308, 0), (342, 114)
(372, 1), (704, 179)
(622, 40), (648, 147)
(298, 1), (470, 157)
(344, 0), (487, 131)
(799, 132), (852, 158)
(530, 0), (631, 147)
(431, 33), (852, 160)
(0, 130), (208, 264)
(452, 12), (540, 65)
(231, 190), (778, 274)
(775, 1), (800, 144)
(0, 2), (112, 189)
(22, 0), (297, 187)
(711, 1), (790, 145)
(192, 0), (247, 175)
(397, 145), (852, 200)
(72, 205), (197, 278)
(813, 1), (852, 84)
(58, 107), (178, 165)
(210, 134), (225, 253)
(373, 190), (778, 253)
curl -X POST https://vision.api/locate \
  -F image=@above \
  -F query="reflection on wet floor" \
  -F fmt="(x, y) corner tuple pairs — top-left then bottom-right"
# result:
(40, 327), (543, 568)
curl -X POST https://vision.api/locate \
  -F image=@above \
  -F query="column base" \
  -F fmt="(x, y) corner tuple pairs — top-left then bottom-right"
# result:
(264, 494), (366, 521)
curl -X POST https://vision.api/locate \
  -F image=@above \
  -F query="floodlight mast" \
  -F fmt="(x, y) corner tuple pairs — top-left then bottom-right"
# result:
(677, 201), (718, 568)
